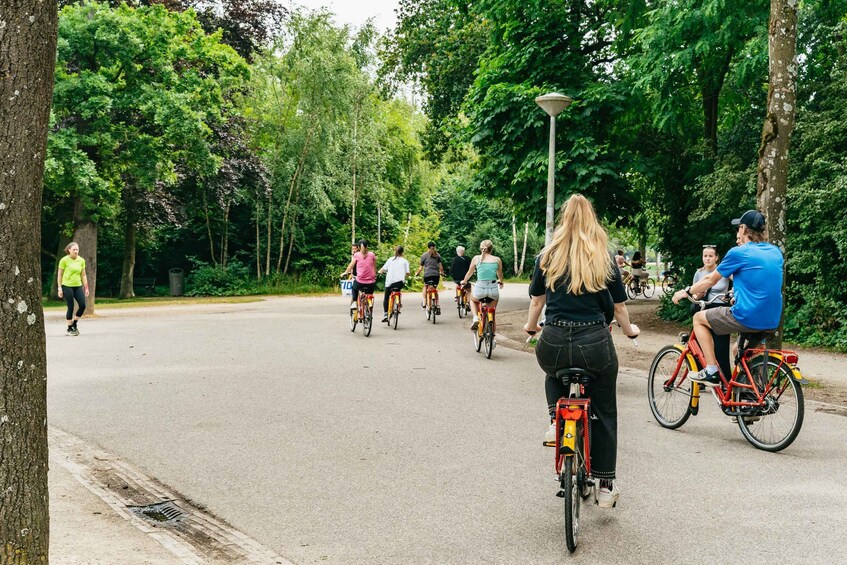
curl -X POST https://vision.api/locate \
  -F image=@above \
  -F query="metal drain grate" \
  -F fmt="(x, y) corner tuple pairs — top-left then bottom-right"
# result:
(129, 501), (184, 523)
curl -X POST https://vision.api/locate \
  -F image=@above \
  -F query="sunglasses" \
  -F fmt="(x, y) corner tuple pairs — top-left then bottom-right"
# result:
(702, 244), (717, 249)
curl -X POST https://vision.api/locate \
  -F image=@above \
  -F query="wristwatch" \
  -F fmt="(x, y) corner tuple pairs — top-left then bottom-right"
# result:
(684, 286), (693, 297)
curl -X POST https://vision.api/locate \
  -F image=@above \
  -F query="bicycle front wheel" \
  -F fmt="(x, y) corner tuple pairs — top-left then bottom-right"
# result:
(562, 455), (579, 553)
(737, 357), (804, 452)
(661, 276), (674, 294)
(363, 307), (373, 337)
(648, 345), (693, 429)
(484, 325), (494, 358)
(626, 283), (637, 300)
(644, 278), (656, 298)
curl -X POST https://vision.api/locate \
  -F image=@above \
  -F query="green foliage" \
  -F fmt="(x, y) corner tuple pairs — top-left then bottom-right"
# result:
(186, 257), (254, 296)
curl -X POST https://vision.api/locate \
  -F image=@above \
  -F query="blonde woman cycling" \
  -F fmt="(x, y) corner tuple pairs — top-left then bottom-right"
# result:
(524, 195), (639, 509)
(459, 239), (504, 331)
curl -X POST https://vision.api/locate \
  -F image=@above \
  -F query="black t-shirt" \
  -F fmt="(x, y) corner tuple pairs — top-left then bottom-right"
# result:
(528, 255), (627, 324)
(450, 255), (471, 281)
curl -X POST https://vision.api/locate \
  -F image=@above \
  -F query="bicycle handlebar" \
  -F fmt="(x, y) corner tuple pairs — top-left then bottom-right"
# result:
(686, 292), (732, 310)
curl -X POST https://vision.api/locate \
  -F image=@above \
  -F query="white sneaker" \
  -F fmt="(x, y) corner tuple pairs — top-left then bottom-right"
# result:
(543, 422), (556, 446)
(350, 302), (357, 310)
(595, 482), (620, 509)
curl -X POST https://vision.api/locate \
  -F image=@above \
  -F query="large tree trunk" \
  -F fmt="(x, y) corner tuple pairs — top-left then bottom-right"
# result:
(756, 0), (799, 347)
(519, 221), (529, 275)
(202, 190), (217, 266)
(0, 0), (58, 561)
(72, 200), (98, 314)
(255, 197), (262, 279)
(512, 215), (519, 274)
(276, 129), (313, 273)
(119, 220), (137, 299)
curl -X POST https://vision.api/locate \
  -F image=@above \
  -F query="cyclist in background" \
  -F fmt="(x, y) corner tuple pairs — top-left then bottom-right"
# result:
(524, 195), (639, 509)
(691, 245), (731, 380)
(378, 245), (410, 322)
(460, 240), (504, 331)
(415, 241), (445, 313)
(673, 210), (784, 387)
(615, 250), (629, 279)
(341, 239), (377, 312)
(629, 251), (647, 290)
(451, 246), (471, 290)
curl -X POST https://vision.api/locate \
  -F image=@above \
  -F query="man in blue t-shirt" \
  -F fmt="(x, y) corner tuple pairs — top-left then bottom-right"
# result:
(672, 210), (784, 387)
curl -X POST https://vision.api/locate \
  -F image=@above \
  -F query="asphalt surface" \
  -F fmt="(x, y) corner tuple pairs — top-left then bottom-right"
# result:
(47, 285), (847, 564)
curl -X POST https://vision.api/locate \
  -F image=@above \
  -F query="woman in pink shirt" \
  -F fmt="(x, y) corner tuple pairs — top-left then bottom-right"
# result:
(341, 239), (377, 309)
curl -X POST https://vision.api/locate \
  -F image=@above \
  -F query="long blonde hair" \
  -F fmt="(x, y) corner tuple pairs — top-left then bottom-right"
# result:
(540, 194), (611, 294)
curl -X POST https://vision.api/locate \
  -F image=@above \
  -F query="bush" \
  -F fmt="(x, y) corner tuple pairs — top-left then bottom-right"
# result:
(656, 292), (692, 325)
(186, 258), (253, 296)
(783, 286), (847, 351)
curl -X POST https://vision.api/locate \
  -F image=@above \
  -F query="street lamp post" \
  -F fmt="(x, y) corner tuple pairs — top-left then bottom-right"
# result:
(535, 92), (573, 246)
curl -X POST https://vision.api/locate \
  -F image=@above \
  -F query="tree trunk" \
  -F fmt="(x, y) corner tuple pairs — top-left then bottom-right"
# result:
(221, 201), (230, 271)
(118, 220), (137, 299)
(756, 0), (799, 347)
(377, 203), (381, 247)
(72, 198), (98, 314)
(0, 1), (57, 561)
(202, 190), (217, 266)
(351, 111), (358, 245)
(50, 233), (71, 300)
(284, 183), (303, 276)
(512, 215), (519, 274)
(255, 198), (262, 279)
(265, 190), (272, 276)
(277, 127), (313, 273)
(519, 221), (529, 275)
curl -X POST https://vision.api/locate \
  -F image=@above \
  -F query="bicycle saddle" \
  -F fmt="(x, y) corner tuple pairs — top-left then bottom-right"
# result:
(480, 297), (494, 304)
(556, 368), (591, 385)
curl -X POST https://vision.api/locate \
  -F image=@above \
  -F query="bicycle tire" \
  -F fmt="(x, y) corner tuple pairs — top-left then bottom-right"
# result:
(647, 345), (693, 429)
(457, 296), (465, 318)
(349, 309), (358, 332)
(644, 278), (656, 298)
(392, 303), (399, 330)
(575, 419), (591, 501)
(736, 357), (804, 452)
(473, 323), (482, 352)
(626, 283), (637, 300)
(484, 324), (494, 358)
(562, 455), (579, 553)
(661, 276), (675, 294)
(432, 301), (437, 324)
(363, 305), (373, 337)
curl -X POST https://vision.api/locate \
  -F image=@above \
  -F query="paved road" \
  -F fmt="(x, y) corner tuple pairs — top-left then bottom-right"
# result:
(47, 286), (847, 564)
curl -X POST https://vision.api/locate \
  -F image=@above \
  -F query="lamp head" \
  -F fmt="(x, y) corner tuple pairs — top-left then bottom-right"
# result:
(535, 92), (573, 117)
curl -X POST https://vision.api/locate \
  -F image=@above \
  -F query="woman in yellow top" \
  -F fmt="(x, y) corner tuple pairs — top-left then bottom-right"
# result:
(57, 242), (89, 336)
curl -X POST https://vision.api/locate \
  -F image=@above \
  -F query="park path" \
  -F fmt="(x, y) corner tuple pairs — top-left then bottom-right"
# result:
(46, 287), (847, 564)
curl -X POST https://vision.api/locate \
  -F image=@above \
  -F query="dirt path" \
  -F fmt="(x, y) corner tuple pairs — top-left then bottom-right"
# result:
(496, 300), (847, 409)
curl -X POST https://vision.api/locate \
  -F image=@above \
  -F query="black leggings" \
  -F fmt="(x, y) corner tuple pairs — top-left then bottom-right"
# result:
(62, 285), (86, 320)
(383, 281), (404, 313)
(535, 323), (619, 480)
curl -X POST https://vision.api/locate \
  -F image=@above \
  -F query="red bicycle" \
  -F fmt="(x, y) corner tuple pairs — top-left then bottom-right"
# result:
(550, 367), (594, 553)
(386, 287), (402, 330)
(647, 294), (806, 451)
(472, 297), (496, 358)
(424, 283), (440, 324)
(455, 283), (471, 318)
(349, 290), (375, 337)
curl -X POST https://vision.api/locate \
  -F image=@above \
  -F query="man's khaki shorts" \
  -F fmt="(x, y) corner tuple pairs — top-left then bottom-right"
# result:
(703, 307), (761, 335)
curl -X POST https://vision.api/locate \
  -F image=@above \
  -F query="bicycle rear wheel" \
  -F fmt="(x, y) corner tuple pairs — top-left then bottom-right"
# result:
(736, 357), (804, 452)
(392, 303), (399, 330)
(661, 276), (675, 294)
(647, 345), (693, 429)
(626, 283), (637, 300)
(644, 278), (656, 297)
(349, 309), (358, 332)
(576, 419), (591, 500)
(484, 324), (494, 358)
(457, 296), (465, 318)
(562, 455), (579, 553)
(432, 297), (438, 324)
(473, 323), (482, 352)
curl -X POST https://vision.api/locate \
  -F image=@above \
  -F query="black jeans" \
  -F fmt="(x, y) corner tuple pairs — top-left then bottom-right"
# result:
(62, 285), (86, 320)
(535, 323), (619, 480)
(352, 280), (375, 309)
(383, 281), (404, 313)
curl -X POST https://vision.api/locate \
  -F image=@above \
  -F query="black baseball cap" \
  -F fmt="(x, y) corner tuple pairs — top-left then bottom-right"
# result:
(731, 210), (765, 232)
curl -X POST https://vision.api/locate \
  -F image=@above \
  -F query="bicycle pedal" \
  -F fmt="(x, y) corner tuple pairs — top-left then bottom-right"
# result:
(542, 440), (556, 447)
(556, 490), (566, 498)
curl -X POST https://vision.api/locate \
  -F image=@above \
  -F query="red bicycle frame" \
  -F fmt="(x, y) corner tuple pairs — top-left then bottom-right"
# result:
(388, 290), (402, 312)
(477, 303), (496, 336)
(665, 330), (801, 411)
(426, 284), (439, 308)
(554, 396), (591, 476)
(356, 292), (375, 319)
